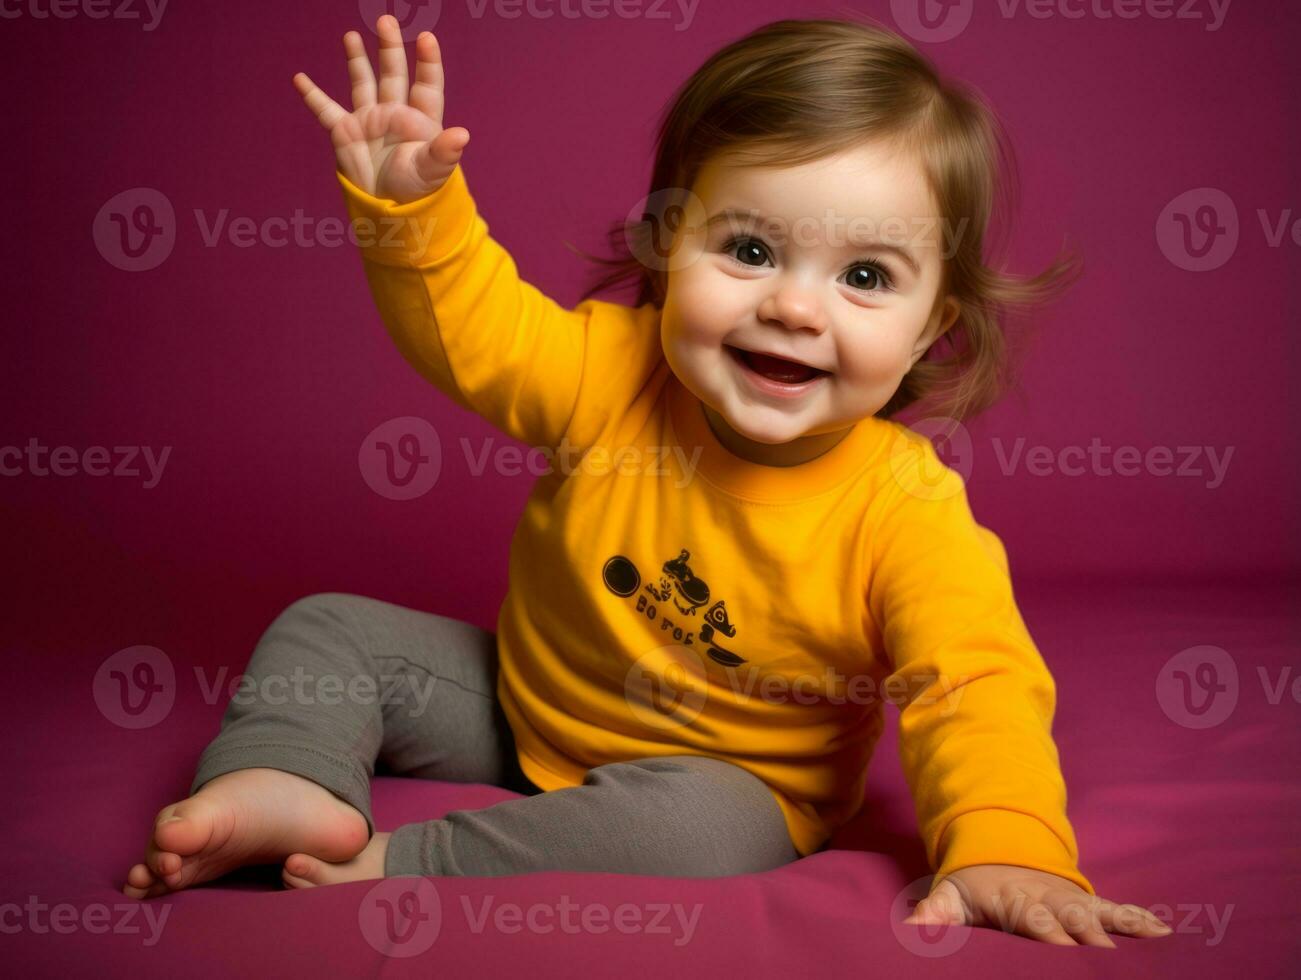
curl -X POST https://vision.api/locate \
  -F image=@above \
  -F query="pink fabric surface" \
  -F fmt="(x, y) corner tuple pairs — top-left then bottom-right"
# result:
(2, 577), (1296, 976)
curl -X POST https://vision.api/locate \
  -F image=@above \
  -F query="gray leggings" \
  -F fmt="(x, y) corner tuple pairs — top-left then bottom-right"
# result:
(189, 593), (800, 878)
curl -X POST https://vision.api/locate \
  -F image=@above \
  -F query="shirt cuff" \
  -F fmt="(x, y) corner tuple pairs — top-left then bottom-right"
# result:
(935, 808), (1095, 895)
(335, 164), (478, 269)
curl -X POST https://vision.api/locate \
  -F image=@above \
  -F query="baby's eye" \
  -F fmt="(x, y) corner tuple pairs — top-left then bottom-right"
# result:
(722, 236), (770, 267)
(722, 236), (894, 294)
(844, 263), (893, 293)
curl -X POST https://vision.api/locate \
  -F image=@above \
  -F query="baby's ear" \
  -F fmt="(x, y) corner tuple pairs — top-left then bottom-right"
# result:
(937, 296), (962, 335)
(911, 296), (961, 365)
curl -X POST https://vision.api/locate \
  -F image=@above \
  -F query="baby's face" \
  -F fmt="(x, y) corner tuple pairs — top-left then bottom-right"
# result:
(660, 140), (960, 448)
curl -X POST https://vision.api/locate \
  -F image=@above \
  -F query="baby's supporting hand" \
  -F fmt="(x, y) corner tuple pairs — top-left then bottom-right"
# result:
(904, 864), (1173, 947)
(292, 14), (469, 204)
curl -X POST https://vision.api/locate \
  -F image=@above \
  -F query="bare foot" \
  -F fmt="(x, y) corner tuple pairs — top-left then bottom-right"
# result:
(282, 831), (391, 888)
(122, 767), (370, 899)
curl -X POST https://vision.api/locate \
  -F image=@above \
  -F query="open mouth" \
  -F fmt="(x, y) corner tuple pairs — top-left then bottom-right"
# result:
(725, 345), (829, 386)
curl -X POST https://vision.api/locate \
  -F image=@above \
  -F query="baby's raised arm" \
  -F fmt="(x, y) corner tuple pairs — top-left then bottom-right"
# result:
(291, 16), (661, 454)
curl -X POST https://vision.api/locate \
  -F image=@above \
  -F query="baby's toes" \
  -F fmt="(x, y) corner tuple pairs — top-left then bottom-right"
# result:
(153, 800), (216, 857)
(146, 844), (182, 879)
(158, 851), (212, 892)
(281, 853), (325, 889)
(123, 862), (154, 894)
(122, 863), (169, 900)
(138, 880), (173, 899)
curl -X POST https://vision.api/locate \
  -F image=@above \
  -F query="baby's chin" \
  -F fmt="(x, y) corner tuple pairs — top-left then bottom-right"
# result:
(726, 418), (807, 446)
(712, 401), (829, 447)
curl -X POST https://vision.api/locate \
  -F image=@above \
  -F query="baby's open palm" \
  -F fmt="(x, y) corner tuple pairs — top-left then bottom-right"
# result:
(293, 14), (469, 204)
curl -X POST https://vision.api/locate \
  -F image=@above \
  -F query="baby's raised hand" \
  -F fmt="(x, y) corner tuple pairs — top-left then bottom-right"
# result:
(293, 14), (469, 204)
(904, 864), (1173, 947)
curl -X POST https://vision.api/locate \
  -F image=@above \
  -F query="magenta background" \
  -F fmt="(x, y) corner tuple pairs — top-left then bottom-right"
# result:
(3, 0), (1298, 660)
(1, 1), (1298, 977)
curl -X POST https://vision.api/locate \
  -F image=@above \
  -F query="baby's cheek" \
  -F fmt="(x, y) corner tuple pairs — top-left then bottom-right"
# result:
(841, 334), (913, 388)
(665, 271), (734, 344)
(658, 302), (708, 378)
(669, 265), (715, 310)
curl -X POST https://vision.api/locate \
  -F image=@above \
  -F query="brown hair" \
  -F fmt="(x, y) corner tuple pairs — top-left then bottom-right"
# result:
(563, 15), (1080, 424)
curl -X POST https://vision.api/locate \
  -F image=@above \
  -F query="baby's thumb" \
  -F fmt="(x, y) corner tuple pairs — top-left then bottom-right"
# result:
(903, 888), (966, 927)
(415, 127), (470, 190)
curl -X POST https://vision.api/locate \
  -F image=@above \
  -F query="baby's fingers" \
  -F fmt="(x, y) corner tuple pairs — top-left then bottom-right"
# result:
(293, 72), (349, 133)
(409, 32), (447, 126)
(1046, 895), (1115, 949)
(1014, 900), (1080, 946)
(293, 72), (371, 187)
(1094, 899), (1174, 939)
(343, 31), (377, 110)
(412, 128), (471, 189)
(376, 14), (409, 105)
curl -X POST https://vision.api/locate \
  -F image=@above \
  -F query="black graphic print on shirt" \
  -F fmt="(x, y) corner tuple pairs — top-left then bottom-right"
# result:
(601, 550), (747, 667)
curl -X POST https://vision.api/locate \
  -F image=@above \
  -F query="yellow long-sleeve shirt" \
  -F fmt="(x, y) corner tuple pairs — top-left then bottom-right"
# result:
(336, 163), (1093, 894)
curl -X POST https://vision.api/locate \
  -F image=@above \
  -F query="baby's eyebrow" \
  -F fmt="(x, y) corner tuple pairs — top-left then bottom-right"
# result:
(702, 207), (922, 276)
